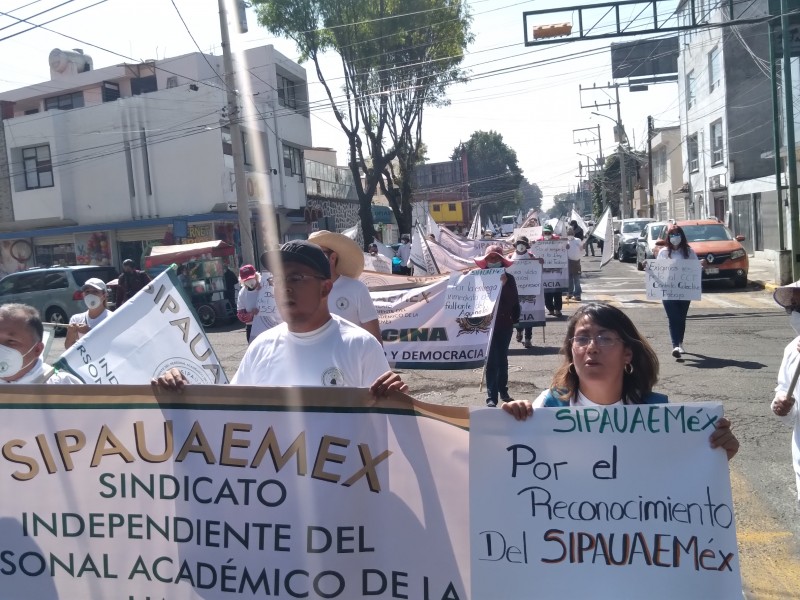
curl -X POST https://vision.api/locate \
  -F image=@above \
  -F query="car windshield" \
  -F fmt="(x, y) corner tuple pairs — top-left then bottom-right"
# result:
(682, 224), (733, 242)
(650, 224), (666, 238)
(622, 221), (650, 233)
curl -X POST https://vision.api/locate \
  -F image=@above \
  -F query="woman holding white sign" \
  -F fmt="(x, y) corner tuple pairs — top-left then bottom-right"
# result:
(657, 225), (700, 359)
(501, 302), (739, 460)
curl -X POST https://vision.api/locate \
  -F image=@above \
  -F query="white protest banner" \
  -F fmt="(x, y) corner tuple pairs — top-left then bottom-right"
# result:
(646, 258), (703, 301)
(0, 386), (469, 599)
(512, 226), (543, 243)
(408, 226), (439, 275)
(531, 239), (569, 291)
(371, 270), (502, 368)
(505, 259), (546, 326)
(470, 403), (741, 599)
(55, 269), (228, 384)
(438, 227), (513, 261)
(363, 252), (392, 274)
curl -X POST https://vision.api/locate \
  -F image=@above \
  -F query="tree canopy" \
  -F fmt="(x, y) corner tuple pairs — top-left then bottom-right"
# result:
(454, 130), (524, 223)
(254, 0), (472, 245)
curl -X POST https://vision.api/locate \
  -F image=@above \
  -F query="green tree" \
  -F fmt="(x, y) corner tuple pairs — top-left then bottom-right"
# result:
(254, 0), (472, 246)
(519, 178), (542, 214)
(454, 131), (523, 225)
(592, 151), (645, 218)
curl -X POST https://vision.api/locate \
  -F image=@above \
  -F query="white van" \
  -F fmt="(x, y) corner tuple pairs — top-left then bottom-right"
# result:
(500, 215), (516, 236)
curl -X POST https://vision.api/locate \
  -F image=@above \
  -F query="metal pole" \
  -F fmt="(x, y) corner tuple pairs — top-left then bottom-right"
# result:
(770, 18), (786, 250)
(218, 0), (255, 267)
(647, 115), (655, 218)
(781, 0), (800, 280)
(597, 126), (607, 215)
(615, 85), (627, 218)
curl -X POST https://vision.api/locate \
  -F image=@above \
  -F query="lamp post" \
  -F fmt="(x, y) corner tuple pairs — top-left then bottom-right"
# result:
(592, 110), (628, 219)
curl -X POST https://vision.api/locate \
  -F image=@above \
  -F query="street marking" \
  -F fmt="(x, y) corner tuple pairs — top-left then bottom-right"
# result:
(582, 291), (782, 311)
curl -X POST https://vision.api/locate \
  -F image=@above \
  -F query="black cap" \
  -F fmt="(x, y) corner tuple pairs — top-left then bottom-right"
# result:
(260, 240), (331, 279)
(122, 259), (135, 268)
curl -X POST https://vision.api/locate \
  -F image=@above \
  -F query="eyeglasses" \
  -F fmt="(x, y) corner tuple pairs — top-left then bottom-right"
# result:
(268, 274), (326, 287)
(571, 334), (621, 348)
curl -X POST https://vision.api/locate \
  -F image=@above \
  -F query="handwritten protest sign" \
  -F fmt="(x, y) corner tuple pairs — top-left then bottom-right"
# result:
(443, 268), (501, 318)
(55, 269), (228, 384)
(646, 258), (702, 301)
(470, 403), (741, 599)
(506, 259), (546, 327)
(0, 386), (469, 599)
(532, 239), (569, 291)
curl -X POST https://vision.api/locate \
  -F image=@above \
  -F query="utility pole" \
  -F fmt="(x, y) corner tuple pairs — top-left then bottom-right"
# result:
(572, 124), (605, 216)
(647, 116), (655, 219)
(781, 0), (800, 281)
(218, 0), (255, 267)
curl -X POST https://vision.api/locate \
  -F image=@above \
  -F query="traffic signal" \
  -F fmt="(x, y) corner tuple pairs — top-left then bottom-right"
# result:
(532, 23), (573, 40)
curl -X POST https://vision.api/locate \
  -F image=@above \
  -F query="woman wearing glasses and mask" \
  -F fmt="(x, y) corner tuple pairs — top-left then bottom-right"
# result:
(502, 302), (739, 461)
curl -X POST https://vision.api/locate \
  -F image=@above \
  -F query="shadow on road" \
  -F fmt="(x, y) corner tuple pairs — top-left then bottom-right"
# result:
(508, 345), (561, 357)
(688, 311), (781, 320)
(677, 352), (767, 370)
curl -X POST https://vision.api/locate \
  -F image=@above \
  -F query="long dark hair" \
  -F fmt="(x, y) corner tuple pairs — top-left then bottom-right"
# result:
(551, 302), (660, 404)
(665, 225), (690, 258)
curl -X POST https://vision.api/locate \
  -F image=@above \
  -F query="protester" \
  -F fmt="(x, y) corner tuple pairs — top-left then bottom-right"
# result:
(0, 304), (82, 384)
(116, 259), (151, 306)
(538, 223), (564, 318)
(508, 235), (540, 349)
(153, 241), (404, 396)
(176, 265), (191, 293)
(769, 281), (800, 503)
(475, 244), (520, 407)
(65, 278), (110, 349)
(565, 226), (584, 302)
(585, 220), (597, 257)
(368, 242), (379, 256)
(235, 264), (261, 343)
(501, 302), (739, 460)
(309, 230), (383, 345)
(657, 225), (700, 358)
(397, 234), (412, 275)
(569, 219), (584, 243)
(223, 265), (239, 309)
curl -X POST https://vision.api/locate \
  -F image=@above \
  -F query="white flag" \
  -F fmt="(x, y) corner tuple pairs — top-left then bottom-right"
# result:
(427, 211), (441, 241)
(55, 269), (228, 383)
(569, 209), (588, 233)
(409, 225), (439, 275)
(593, 206), (615, 267)
(467, 210), (482, 240)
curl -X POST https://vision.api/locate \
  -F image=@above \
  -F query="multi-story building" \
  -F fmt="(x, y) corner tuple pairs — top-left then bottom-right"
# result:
(0, 45), (311, 274)
(412, 153), (470, 232)
(676, 0), (775, 254)
(650, 126), (683, 221)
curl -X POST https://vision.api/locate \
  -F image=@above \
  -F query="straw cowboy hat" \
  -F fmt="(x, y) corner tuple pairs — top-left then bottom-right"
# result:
(773, 279), (800, 311)
(308, 230), (365, 278)
(474, 244), (513, 269)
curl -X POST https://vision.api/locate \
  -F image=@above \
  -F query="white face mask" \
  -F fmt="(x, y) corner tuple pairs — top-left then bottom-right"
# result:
(84, 294), (103, 310)
(669, 235), (682, 247)
(0, 342), (36, 379)
(790, 311), (800, 335)
(544, 234), (552, 240)
(516, 244), (527, 253)
(244, 280), (257, 290)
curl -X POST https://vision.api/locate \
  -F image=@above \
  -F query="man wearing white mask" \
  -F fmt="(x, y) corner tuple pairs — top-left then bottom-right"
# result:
(508, 235), (539, 348)
(770, 281), (800, 504)
(0, 304), (81, 384)
(65, 278), (110, 349)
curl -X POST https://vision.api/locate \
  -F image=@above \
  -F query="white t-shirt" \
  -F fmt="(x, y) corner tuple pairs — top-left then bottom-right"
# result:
(328, 275), (379, 326)
(532, 389), (622, 408)
(237, 284), (259, 313)
(657, 246), (699, 261)
(232, 315), (389, 387)
(510, 250), (534, 262)
(397, 242), (411, 263)
(773, 336), (800, 500)
(566, 239), (584, 261)
(68, 309), (110, 339)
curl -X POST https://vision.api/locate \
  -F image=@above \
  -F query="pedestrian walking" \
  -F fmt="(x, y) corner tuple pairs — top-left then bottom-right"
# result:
(538, 224), (563, 318)
(656, 225), (699, 358)
(769, 280), (800, 503)
(509, 236), (538, 348)
(116, 259), (151, 307)
(475, 244), (520, 407)
(565, 227), (584, 301)
(236, 264), (261, 343)
(397, 234), (412, 275)
(65, 278), (110, 349)
(584, 220), (597, 257)
(501, 302), (739, 461)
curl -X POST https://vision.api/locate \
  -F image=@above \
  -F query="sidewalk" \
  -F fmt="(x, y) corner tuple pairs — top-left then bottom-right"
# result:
(748, 253), (782, 292)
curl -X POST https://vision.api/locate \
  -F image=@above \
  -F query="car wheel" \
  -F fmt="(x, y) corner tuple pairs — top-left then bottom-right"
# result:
(636, 253), (645, 271)
(197, 304), (216, 328)
(734, 275), (748, 288)
(45, 307), (69, 337)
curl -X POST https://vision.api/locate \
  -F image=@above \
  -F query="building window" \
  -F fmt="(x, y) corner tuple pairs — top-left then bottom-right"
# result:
(102, 81), (120, 102)
(708, 46), (721, 91)
(277, 74), (297, 109)
(686, 71), (696, 110)
(44, 91), (84, 111)
(166, 76), (179, 89)
(688, 133), (699, 172)
(654, 146), (668, 184)
(24, 108), (38, 115)
(710, 119), (723, 165)
(448, 203), (456, 211)
(22, 145), (54, 190)
(432, 204), (441, 212)
(283, 144), (303, 180)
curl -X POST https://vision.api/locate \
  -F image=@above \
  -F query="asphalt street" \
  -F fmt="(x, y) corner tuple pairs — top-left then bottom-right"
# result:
(45, 256), (800, 598)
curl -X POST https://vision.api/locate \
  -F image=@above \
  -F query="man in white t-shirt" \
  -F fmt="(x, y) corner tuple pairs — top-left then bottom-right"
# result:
(154, 241), (405, 395)
(308, 230), (383, 345)
(65, 278), (110, 349)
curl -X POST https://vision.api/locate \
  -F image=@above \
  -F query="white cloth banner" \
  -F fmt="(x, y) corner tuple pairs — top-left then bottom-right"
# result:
(364, 253), (392, 274)
(513, 226), (542, 243)
(593, 207), (615, 267)
(470, 403), (742, 599)
(0, 387), (469, 600)
(570, 209), (588, 234)
(531, 239), (569, 291)
(55, 269), (228, 384)
(438, 227), (513, 260)
(505, 259), (546, 326)
(371, 270), (503, 369)
(646, 258), (703, 301)
(408, 226), (438, 275)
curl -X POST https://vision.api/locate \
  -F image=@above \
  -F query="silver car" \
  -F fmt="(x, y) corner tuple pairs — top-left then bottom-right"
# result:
(635, 222), (668, 270)
(0, 265), (118, 330)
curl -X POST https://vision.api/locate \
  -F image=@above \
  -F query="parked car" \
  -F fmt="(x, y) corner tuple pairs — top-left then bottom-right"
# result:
(635, 221), (668, 270)
(655, 219), (749, 287)
(616, 218), (654, 261)
(0, 265), (119, 332)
